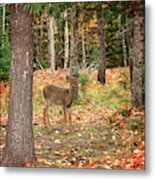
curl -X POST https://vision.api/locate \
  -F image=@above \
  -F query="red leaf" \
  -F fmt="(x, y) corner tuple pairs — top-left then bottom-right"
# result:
(23, 161), (27, 167)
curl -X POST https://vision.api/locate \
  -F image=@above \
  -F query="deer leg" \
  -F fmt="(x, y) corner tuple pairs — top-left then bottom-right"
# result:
(63, 106), (67, 134)
(68, 108), (73, 133)
(46, 105), (51, 129)
(43, 106), (47, 127)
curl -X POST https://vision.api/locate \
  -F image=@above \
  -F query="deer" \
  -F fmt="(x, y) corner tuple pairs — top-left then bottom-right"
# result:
(43, 75), (77, 134)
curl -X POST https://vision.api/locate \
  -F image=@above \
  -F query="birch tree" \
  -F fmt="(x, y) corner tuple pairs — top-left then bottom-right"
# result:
(118, 14), (128, 67)
(48, 15), (55, 72)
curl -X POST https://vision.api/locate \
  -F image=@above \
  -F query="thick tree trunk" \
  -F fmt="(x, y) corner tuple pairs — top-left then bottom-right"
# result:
(3, 4), (35, 167)
(48, 15), (55, 72)
(97, 10), (106, 84)
(64, 10), (69, 69)
(132, 10), (144, 108)
(70, 8), (79, 99)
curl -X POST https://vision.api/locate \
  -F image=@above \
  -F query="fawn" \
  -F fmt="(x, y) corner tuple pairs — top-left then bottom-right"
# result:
(43, 75), (76, 133)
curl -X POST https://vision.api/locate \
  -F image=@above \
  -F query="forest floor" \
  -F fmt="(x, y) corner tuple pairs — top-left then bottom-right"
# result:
(0, 67), (145, 169)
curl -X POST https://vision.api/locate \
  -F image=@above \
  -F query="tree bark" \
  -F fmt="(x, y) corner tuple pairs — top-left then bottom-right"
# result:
(64, 10), (69, 69)
(121, 25), (128, 67)
(2, 4), (5, 32)
(96, 9), (106, 84)
(118, 14), (128, 67)
(132, 8), (144, 108)
(3, 4), (35, 167)
(126, 17), (134, 87)
(48, 15), (55, 72)
(81, 13), (86, 68)
(70, 7), (79, 99)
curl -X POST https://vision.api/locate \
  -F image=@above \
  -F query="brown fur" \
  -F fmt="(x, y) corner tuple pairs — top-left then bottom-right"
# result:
(43, 76), (76, 133)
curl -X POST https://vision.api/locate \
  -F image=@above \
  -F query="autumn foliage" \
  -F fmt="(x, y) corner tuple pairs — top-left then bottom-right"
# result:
(0, 67), (144, 169)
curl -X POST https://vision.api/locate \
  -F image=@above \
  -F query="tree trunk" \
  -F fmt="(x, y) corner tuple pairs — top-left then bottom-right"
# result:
(3, 4), (35, 167)
(121, 25), (128, 67)
(48, 15), (55, 72)
(132, 9), (144, 108)
(2, 4), (5, 32)
(64, 10), (69, 69)
(40, 15), (44, 65)
(118, 14), (128, 67)
(126, 17), (134, 87)
(70, 7), (79, 99)
(96, 9), (106, 84)
(81, 14), (86, 68)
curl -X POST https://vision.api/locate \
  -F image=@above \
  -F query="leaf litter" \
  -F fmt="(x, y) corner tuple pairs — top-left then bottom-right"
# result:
(0, 67), (144, 169)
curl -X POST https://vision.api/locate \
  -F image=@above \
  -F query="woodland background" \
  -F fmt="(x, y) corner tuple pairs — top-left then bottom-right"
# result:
(0, 1), (145, 169)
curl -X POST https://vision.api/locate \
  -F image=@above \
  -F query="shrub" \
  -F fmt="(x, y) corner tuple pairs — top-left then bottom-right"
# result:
(78, 73), (89, 92)
(0, 31), (10, 81)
